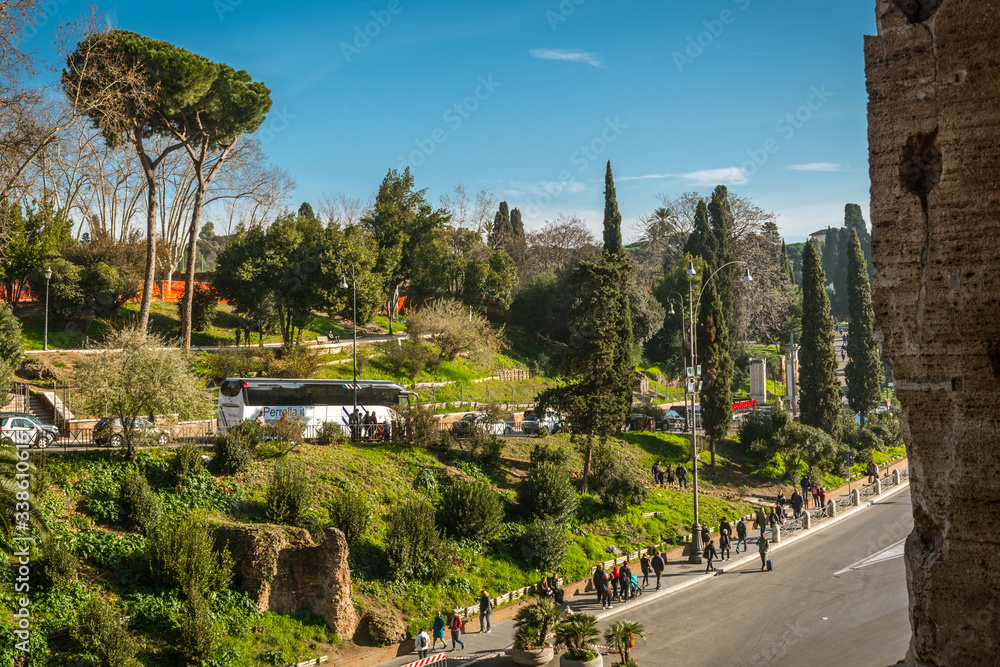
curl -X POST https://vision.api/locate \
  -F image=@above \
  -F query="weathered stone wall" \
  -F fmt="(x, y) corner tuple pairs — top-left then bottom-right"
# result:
(865, 1), (1000, 664)
(215, 524), (358, 638)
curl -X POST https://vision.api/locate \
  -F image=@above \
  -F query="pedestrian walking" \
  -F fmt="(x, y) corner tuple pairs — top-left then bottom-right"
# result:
(666, 464), (675, 489)
(719, 529), (731, 561)
(676, 464), (688, 490)
(639, 553), (651, 587)
(735, 517), (748, 553)
(235, 326), (241, 346)
(651, 552), (665, 590)
(800, 476), (811, 502)
(479, 590), (492, 633)
(790, 490), (803, 519)
(700, 523), (710, 547)
(776, 491), (786, 507)
(819, 487), (827, 507)
(811, 484), (820, 508)
(619, 560), (633, 600)
(652, 460), (662, 487)
(432, 611), (446, 650)
(754, 508), (768, 537)
(758, 534), (770, 570)
(593, 564), (611, 609)
(704, 539), (717, 573)
(610, 564), (620, 601)
(449, 611), (465, 651)
(415, 628), (431, 659)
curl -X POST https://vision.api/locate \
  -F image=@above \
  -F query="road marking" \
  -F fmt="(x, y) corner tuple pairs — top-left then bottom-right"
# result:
(833, 537), (906, 576)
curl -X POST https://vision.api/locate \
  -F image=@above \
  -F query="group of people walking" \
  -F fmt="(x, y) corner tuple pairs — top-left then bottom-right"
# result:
(651, 460), (688, 489)
(415, 589), (498, 658)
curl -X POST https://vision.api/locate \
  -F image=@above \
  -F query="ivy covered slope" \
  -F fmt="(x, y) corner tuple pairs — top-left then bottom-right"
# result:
(0, 429), (753, 665)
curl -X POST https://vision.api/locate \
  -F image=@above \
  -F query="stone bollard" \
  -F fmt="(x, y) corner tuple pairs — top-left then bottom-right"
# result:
(802, 512), (811, 529)
(892, 469), (900, 485)
(851, 488), (860, 506)
(874, 478), (882, 495)
(827, 499), (837, 518)
(771, 524), (781, 543)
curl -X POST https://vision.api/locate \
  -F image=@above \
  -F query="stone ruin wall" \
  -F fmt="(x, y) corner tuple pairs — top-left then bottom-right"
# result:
(865, 0), (1000, 664)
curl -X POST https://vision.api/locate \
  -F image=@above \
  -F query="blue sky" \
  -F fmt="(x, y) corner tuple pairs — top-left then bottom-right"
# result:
(29, 0), (877, 242)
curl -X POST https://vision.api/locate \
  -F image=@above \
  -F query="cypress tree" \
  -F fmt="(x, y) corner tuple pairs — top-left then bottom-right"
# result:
(799, 240), (841, 433)
(844, 204), (873, 283)
(820, 227), (840, 311)
(510, 207), (524, 237)
(699, 279), (732, 469)
(845, 229), (884, 425)
(602, 161), (623, 254)
(781, 240), (796, 286)
(684, 201), (716, 268)
(707, 185), (735, 341)
(491, 201), (513, 242)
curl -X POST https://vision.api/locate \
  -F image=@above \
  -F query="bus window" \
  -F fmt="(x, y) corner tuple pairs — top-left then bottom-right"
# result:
(246, 384), (312, 406)
(220, 380), (244, 398)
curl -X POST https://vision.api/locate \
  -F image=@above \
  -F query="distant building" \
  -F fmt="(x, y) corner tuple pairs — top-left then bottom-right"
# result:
(809, 228), (836, 244)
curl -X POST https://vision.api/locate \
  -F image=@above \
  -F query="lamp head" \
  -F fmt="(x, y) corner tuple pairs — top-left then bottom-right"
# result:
(44, 266), (52, 281)
(668, 304), (675, 315)
(742, 266), (753, 282)
(340, 276), (349, 290)
(686, 260), (696, 276)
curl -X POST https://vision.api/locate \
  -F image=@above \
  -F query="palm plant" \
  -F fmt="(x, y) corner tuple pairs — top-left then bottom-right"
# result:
(555, 613), (600, 661)
(604, 620), (645, 667)
(513, 597), (561, 650)
(0, 444), (48, 548)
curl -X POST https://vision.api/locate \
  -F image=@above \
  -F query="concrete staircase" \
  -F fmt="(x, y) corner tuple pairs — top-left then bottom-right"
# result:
(28, 391), (55, 425)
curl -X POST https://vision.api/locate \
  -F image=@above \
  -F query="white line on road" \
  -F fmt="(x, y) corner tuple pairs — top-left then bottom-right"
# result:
(832, 537), (906, 576)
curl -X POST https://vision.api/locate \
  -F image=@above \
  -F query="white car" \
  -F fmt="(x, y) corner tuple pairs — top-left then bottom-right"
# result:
(451, 413), (512, 437)
(0, 415), (58, 448)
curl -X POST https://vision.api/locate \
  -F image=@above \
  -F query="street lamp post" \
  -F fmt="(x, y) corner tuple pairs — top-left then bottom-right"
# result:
(682, 259), (752, 563)
(340, 264), (358, 434)
(43, 266), (52, 351)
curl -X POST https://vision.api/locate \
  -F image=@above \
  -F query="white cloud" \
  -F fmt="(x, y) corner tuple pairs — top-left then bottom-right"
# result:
(788, 162), (845, 172)
(619, 167), (749, 186)
(529, 48), (603, 67)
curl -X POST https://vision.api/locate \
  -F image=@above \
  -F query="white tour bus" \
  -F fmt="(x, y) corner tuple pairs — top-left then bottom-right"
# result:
(217, 378), (416, 437)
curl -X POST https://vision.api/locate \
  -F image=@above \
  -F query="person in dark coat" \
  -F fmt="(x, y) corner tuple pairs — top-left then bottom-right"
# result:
(676, 464), (688, 489)
(593, 564), (610, 609)
(754, 508), (768, 537)
(704, 539), (718, 574)
(478, 590), (492, 633)
(639, 553), (651, 587)
(700, 523), (710, 546)
(735, 517), (748, 553)
(651, 552), (665, 590)
(790, 490), (804, 519)
(719, 530), (731, 561)
(619, 560), (633, 600)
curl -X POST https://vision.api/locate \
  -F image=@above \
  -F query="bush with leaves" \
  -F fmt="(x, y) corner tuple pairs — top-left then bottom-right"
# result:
(438, 479), (505, 542)
(179, 586), (216, 663)
(118, 469), (161, 533)
(170, 443), (205, 494)
(530, 442), (571, 468)
(274, 343), (321, 378)
(520, 518), (567, 571)
(407, 299), (506, 363)
(325, 487), (371, 546)
(37, 538), (78, 590)
(555, 612), (600, 661)
(386, 499), (453, 581)
(146, 514), (233, 599)
(180, 282), (218, 331)
(513, 597), (560, 650)
(378, 339), (438, 378)
(266, 459), (313, 526)
(213, 432), (253, 475)
(519, 461), (578, 523)
(271, 410), (306, 443)
(399, 404), (440, 448)
(205, 346), (275, 382)
(599, 463), (647, 514)
(317, 420), (347, 446)
(72, 596), (138, 667)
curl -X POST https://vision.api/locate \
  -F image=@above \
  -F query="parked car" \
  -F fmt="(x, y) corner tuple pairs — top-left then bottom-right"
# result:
(93, 417), (170, 447)
(0, 414), (58, 448)
(658, 410), (686, 431)
(450, 412), (512, 437)
(522, 410), (563, 435)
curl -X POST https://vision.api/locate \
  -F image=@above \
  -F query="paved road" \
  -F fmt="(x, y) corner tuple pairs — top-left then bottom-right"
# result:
(378, 487), (913, 667)
(620, 490), (912, 667)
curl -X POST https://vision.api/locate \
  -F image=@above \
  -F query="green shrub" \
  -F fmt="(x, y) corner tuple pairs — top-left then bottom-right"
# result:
(227, 419), (268, 449)
(414, 467), (439, 493)
(599, 464), (647, 514)
(438, 479), (504, 542)
(399, 404), (440, 448)
(179, 586), (216, 663)
(170, 443), (205, 494)
(587, 442), (616, 494)
(271, 411), (306, 443)
(118, 469), (161, 533)
(520, 518), (567, 571)
(265, 459), (313, 526)
(530, 443), (571, 468)
(518, 462), (578, 523)
(214, 432), (253, 475)
(181, 283), (218, 331)
(37, 538), (78, 590)
(146, 514), (233, 599)
(316, 420), (347, 446)
(72, 597), (139, 667)
(205, 347), (275, 381)
(385, 499), (453, 581)
(325, 487), (371, 546)
(275, 344), (321, 378)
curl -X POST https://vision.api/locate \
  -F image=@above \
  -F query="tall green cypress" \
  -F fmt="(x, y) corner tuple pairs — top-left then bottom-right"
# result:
(782, 240), (796, 286)
(844, 204), (873, 283)
(684, 201), (716, 268)
(491, 201), (513, 241)
(699, 279), (732, 469)
(799, 240), (841, 433)
(602, 161), (623, 254)
(707, 185), (735, 341)
(844, 229), (884, 425)
(510, 207), (524, 237)
(820, 228), (840, 314)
